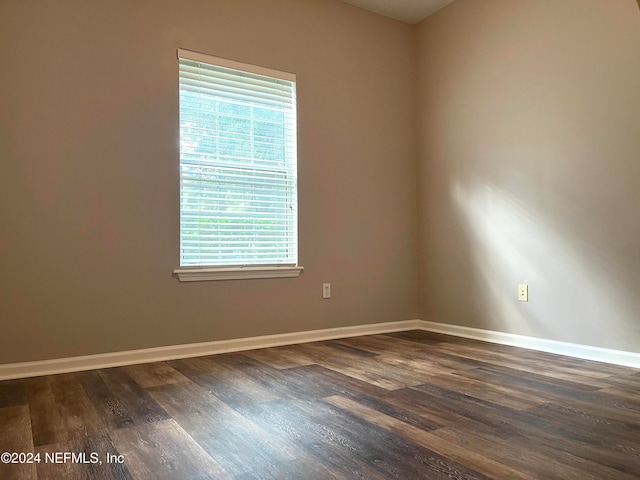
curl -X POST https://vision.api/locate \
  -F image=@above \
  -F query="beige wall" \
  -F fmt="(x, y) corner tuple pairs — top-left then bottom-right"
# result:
(416, 0), (640, 352)
(2, 0), (639, 365)
(0, 0), (418, 364)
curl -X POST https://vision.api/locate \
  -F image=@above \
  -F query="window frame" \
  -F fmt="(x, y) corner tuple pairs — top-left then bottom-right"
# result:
(173, 49), (302, 282)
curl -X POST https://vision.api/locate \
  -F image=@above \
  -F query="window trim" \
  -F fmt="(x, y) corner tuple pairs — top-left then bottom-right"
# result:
(175, 49), (302, 281)
(173, 265), (303, 282)
(177, 49), (296, 82)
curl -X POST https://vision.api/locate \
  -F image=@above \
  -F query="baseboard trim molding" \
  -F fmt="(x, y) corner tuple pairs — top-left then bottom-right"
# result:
(2, 318), (638, 380)
(418, 320), (640, 369)
(0, 319), (422, 381)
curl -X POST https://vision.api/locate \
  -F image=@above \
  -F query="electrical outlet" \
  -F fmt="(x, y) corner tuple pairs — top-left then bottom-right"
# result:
(322, 283), (331, 299)
(518, 284), (528, 302)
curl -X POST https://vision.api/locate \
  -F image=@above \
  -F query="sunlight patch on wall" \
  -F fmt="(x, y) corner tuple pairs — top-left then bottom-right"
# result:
(451, 177), (632, 349)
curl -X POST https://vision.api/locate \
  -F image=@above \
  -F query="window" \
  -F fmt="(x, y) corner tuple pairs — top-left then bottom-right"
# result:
(174, 49), (302, 281)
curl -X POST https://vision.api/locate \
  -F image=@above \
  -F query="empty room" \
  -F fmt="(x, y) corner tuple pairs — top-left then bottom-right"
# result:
(1, 0), (639, 478)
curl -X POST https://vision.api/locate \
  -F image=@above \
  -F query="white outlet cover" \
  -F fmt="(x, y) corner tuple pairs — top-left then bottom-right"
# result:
(518, 284), (528, 302)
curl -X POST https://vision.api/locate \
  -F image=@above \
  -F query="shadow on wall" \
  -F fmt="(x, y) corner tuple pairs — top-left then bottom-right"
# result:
(445, 174), (638, 352)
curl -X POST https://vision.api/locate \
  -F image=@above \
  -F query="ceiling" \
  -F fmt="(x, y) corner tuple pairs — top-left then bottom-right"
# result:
(341, 0), (456, 24)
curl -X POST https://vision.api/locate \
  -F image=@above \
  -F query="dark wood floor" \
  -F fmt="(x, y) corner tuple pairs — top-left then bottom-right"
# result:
(1, 331), (640, 479)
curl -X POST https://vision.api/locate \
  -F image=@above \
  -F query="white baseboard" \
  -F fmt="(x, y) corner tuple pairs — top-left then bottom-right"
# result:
(1, 318), (638, 381)
(0, 319), (422, 381)
(419, 320), (640, 369)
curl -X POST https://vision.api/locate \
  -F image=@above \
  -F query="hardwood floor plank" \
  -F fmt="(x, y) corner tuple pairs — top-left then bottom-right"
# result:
(79, 369), (170, 431)
(435, 337), (637, 378)
(26, 376), (66, 447)
(28, 374), (104, 447)
(0, 379), (28, 408)
(432, 427), (636, 480)
(239, 399), (393, 480)
(361, 339), (499, 372)
(1, 331), (638, 478)
(243, 345), (319, 370)
(335, 334), (436, 356)
(241, 398), (488, 480)
(313, 351), (435, 390)
(598, 386), (640, 402)
(170, 355), (285, 406)
(0, 405), (37, 480)
(404, 383), (533, 438)
(519, 392), (640, 426)
(467, 365), (640, 412)
(374, 386), (475, 428)
(386, 330), (606, 375)
(433, 342), (615, 386)
(148, 381), (296, 477)
(598, 371), (640, 389)
(299, 363), (390, 396)
(284, 342), (380, 365)
(79, 371), (135, 430)
(98, 369), (171, 424)
(324, 395), (533, 480)
(319, 340), (380, 358)
(298, 398), (490, 480)
(526, 401), (640, 445)
(122, 362), (190, 389)
(406, 382), (640, 475)
(193, 371), (281, 407)
(109, 419), (228, 479)
(375, 353), (461, 377)
(278, 364), (391, 400)
(420, 372), (548, 410)
(383, 330), (452, 345)
(230, 459), (344, 480)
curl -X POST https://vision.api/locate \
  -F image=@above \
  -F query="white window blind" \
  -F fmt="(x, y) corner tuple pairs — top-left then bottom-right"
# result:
(178, 49), (298, 268)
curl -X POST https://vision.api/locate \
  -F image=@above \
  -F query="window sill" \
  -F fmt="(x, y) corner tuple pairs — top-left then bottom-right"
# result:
(173, 266), (304, 282)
